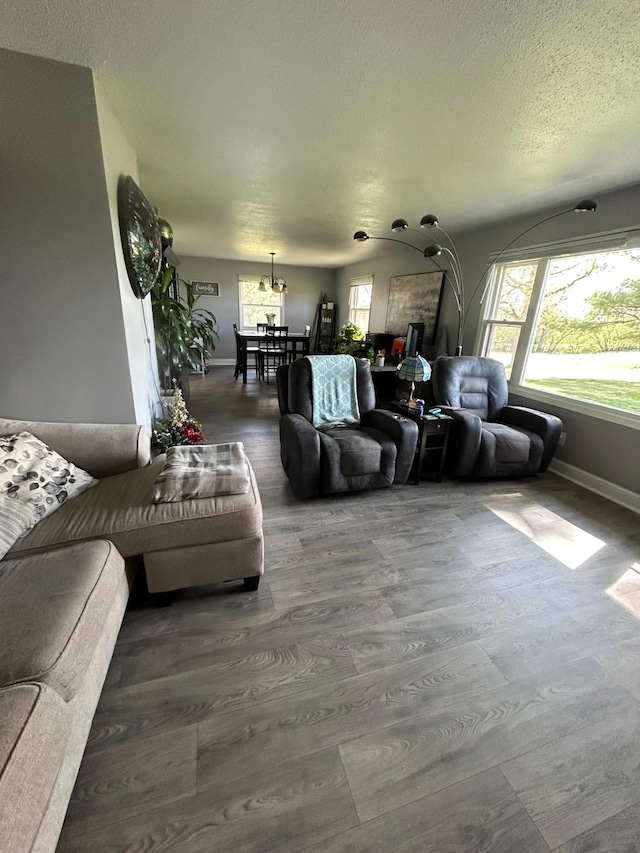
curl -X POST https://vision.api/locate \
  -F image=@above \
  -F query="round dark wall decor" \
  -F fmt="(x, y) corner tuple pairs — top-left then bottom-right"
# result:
(117, 174), (163, 299)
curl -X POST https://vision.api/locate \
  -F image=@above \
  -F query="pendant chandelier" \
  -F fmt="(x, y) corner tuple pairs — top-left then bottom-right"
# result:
(259, 252), (287, 293)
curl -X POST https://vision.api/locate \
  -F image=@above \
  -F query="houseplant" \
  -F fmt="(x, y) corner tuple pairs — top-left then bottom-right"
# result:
(334, 321), (365, 354)
(151, 267), (219, 391)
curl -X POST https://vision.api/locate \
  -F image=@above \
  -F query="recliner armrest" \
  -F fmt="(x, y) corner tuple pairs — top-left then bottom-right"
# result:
(361, 408), (418, 445)
(279, 414), (322, 499)
(361, 409), (419, 483)
(499, 405), (563, 472)
(443, 409), (482, 477)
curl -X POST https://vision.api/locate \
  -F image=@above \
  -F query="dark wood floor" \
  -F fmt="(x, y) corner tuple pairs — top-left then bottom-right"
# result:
(57, 366), (640, 852)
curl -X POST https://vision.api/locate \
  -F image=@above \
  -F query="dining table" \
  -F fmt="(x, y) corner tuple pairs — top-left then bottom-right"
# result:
(237, 331), (311, 383)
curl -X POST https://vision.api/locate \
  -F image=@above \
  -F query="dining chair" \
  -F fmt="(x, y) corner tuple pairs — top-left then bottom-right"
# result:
(286, 334), (307, 363)
(233, 323), (260, 380)
(258, 326), (288, 382)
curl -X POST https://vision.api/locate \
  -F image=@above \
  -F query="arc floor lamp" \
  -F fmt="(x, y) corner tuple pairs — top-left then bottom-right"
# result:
(354, 199), (597, 355)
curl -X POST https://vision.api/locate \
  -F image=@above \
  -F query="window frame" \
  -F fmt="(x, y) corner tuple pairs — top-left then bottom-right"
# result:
(476, 235), (640, 430)
(348, 275), (374, 333)
(238, 275), (285, 331)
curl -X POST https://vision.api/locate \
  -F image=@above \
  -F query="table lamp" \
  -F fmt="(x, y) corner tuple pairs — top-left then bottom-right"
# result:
(396, 354), (431, 402)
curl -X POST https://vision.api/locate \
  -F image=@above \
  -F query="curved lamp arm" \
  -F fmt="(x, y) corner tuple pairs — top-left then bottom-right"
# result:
(471, 203), (596, 311)
(353, 201), (595, 357)
(440, 247), (464, 351)
(354, 231), (464, 353)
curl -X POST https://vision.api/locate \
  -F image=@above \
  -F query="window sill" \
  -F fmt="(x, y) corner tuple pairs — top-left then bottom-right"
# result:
(508, 383), (640, 430)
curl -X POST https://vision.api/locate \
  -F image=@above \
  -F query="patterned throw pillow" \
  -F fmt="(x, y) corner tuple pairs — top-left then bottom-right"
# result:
(0, 432), (96, 549)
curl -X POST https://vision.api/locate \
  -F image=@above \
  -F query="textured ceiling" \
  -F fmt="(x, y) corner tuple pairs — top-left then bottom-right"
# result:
(2, 0), (640, 267)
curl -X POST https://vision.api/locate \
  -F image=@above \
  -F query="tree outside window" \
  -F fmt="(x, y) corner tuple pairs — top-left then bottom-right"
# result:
(239, 277), (284, 329)
(480, 247), (640, 416)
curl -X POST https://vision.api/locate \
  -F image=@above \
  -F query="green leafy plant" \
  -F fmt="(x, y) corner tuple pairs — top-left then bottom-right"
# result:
(151, 268), (219, 390)
(334, 321), (365, 354)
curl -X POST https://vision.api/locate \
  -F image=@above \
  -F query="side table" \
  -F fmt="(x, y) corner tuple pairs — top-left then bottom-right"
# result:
(391, 402), (452, 484)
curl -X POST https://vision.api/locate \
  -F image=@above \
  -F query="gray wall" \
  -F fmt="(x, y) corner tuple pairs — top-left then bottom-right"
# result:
(336, 249), (458, 353)
(177, 256), (337, 361)
(336, 184), (640, 495)
(0, 49), (140, 425)
(94, 80), (159, 430)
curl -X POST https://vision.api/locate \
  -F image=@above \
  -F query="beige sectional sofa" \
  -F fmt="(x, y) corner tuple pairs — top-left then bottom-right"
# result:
(0, 418), (264, 852)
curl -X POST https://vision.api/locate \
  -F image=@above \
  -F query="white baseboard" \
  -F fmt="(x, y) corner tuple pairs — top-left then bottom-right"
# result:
(549, 459), (640, 515)
(205, 359), (236, 366)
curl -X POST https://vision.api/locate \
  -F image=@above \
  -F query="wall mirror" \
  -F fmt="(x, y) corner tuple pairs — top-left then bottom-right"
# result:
(117, 174), (162, 299)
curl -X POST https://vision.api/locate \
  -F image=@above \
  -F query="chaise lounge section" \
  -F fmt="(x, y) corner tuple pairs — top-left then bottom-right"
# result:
(0, 417), (264, 592)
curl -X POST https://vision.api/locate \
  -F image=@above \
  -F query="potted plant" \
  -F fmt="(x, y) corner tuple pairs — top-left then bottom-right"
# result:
(151, 267), (219, 391)
(334, 321), (365, 354)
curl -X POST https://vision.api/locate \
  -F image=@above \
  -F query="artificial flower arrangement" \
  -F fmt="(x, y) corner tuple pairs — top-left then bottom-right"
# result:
(152, 385), (205, 452)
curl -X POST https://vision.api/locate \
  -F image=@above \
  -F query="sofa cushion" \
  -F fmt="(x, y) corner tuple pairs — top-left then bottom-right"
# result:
(0, 682), (70, 853)
(0, 541), (124, 701)
(318, 427), (396, 493)
(0, 418), (150, 479)
(481, 422), (531, 463)
(0, 493), (36, 560)
(7, 457), (263, 560)
(321, 427), (382, 476)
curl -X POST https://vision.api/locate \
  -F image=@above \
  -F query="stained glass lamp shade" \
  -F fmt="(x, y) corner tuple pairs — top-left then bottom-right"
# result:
(396, 355), (431, 400)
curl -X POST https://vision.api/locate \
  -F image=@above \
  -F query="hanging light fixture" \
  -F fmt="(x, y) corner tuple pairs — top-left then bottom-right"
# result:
(259, 252), (288, 293)
(354, 200), (597, 355)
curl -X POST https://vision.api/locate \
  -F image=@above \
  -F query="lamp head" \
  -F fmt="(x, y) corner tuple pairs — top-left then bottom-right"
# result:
(396, 354), (432, 382)
(391, 219), (409, 232)
(423, 243), (443, 258)
(420, 214), (439, 229)
(353, 231), (370, 241)
(574, 199), (597, 213)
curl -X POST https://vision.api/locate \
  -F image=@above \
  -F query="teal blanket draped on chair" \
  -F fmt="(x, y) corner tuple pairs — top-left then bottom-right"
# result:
(307, 355), (361, 429)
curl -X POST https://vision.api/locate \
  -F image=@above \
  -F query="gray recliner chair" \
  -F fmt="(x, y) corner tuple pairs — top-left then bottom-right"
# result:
(277, 356), (419, 499)
(431, 356), (562, 478)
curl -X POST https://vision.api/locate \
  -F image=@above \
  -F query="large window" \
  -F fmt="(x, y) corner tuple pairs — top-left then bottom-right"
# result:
(479, 244), (640, 417)
(238, 276), (284, 329)
(348, 276), (373, 333)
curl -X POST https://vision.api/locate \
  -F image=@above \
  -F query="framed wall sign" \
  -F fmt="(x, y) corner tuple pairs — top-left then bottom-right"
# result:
(192, 281), (220, 297)
(385, 271), (444, 343)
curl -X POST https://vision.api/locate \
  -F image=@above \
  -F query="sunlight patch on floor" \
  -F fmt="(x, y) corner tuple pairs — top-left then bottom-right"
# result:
(486, 502), (606, 569)
(606, 563), (640, 617)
